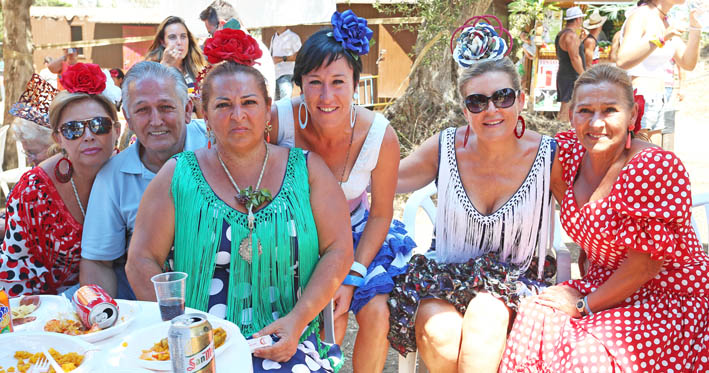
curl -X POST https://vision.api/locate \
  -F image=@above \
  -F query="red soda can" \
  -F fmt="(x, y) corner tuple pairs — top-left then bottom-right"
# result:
(73, 284), (119, 329)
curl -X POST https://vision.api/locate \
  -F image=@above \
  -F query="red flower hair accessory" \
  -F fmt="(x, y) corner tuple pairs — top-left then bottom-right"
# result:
(59, 63), (106, 94)
(203, 28), (262, 66)
(632, 89), (644, 133)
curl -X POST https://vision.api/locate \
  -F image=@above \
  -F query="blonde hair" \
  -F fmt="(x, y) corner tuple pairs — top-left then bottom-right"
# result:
(457, 57), (521, 103)
(570, 64), (634, 109)
(145, 16), (207, 81)
(48, 92), (118, 142)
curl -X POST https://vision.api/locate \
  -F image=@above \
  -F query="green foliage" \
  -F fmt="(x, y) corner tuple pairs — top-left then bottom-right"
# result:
(507, 0), (558, 36)
(586, 4), (633, 21)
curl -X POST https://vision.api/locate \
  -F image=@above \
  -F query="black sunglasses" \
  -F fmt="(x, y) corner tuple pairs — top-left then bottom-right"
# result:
(464, 88), (519, 114)
(59, 117), (114, 140)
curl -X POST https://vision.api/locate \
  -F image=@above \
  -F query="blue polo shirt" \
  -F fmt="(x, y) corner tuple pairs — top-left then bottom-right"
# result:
(81, 119), (207, 299)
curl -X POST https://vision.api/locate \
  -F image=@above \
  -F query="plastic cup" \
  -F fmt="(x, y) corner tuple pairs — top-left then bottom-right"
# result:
(689, 0), (709, 28)
(151, 272), (188, 321)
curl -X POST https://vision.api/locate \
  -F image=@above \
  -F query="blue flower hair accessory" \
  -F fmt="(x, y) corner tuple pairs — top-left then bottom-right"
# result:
(329, 10), (374, 60)
(450, 15), (512, 68)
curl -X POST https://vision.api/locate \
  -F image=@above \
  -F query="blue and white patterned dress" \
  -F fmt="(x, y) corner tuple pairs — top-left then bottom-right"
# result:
(275, 98), (416, 313)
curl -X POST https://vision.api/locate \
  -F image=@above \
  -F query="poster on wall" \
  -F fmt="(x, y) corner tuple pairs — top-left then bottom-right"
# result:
(533, 59), (561, 112)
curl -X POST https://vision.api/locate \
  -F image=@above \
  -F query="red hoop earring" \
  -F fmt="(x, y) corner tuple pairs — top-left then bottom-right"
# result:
(514, 116), (526, 139)
(54, 156), (73, 183)
(463, 125), (471, 147)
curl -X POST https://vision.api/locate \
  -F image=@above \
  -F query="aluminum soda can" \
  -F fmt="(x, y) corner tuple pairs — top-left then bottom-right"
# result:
(168, 313), (216, 373)
(72, 284), (119, 329)
(0, 289), (13, 333)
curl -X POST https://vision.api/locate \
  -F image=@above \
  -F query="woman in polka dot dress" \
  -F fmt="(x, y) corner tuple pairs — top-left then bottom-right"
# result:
(500, 64), (709, 372)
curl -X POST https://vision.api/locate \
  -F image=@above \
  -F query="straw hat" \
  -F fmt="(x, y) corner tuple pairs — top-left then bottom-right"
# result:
(564, 6), (584, 20)
(583, 10), (608, 29)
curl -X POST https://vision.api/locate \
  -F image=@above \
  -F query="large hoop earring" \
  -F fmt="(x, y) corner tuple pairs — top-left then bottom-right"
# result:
(350, 104), (357, 128)
(54, 155), (73, 184)
(298, 95), (308, 129)
(514, 115), (526, 139)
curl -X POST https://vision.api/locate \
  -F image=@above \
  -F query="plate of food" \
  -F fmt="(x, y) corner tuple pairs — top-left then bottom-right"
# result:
(121, 314), (239, 371)
(9, 295), (65, 329)
(42, 299), (138, 343)
(0, 331), (97, 372)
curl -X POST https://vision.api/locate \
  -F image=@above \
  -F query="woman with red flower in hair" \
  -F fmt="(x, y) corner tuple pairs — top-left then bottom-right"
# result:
(0, 63), (121, 296)
(126, 27), (351, 372)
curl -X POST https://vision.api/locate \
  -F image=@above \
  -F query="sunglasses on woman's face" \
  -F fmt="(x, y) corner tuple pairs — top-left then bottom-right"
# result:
(464, 88), (519, 114)
(59, 117), (114, 140)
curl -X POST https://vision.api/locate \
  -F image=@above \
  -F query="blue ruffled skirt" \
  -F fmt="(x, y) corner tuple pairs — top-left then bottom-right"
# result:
(350, 205), (416, 314)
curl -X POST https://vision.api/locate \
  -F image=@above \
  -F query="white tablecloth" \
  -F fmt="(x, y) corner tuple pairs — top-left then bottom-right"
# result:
(94, 301), (253, 372)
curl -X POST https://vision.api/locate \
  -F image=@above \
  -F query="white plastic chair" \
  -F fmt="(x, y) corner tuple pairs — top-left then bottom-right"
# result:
(398, 182), (571, 373)
(0, 125), (31, 198)
(692, 193), (709, 253)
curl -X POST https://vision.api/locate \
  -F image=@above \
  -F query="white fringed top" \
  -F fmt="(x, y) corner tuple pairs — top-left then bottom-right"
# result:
(435, 127), (554, 280)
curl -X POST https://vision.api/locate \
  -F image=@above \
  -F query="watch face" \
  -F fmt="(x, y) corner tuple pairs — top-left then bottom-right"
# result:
(576, 299), (585, 310)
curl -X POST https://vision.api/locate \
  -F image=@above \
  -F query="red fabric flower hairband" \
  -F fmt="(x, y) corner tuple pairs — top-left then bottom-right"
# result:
(194, 28), (263, 99)
(59, 62), (107, 95)
(632, 89), (644, 133)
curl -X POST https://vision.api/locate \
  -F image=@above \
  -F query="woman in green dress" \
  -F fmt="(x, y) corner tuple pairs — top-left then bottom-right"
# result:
(126, 29), (353, 372)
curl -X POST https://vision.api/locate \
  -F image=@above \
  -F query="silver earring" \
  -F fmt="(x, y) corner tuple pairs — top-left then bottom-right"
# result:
(350, 103), (357, 128)
(298, 95), (308, 129)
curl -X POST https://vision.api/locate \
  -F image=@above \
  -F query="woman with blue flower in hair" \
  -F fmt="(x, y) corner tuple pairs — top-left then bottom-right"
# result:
(267, 9), (416, 372)
(389, 17), (562, 372)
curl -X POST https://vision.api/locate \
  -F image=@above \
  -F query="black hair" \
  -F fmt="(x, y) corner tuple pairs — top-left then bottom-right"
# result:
(292, 29), (362, 89)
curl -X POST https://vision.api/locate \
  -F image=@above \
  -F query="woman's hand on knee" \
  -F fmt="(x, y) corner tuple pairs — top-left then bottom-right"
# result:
(252, 315), (302, 362)
(333, 284), (355, 318)
(535, 285), (583, 317)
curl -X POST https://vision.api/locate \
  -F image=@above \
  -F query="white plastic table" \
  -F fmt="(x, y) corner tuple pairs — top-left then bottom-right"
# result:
(95, 301), (253, 372)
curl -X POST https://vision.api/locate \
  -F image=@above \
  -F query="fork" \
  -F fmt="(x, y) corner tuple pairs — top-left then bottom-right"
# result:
(30, 356), (50, 373)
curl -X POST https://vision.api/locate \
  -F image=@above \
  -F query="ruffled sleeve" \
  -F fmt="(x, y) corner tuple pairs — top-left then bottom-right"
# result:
(610, 148), (692, 261)
(554, 129), (585, 187)
(0, 170), (48, 296)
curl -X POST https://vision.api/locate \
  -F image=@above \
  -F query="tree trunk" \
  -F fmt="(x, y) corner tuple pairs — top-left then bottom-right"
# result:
(2, 0), (34, 171)
(384, 0), (494, 155)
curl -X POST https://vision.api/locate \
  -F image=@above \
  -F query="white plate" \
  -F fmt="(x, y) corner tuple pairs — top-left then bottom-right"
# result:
(0, 331), (97, 372)
(121, 314), (240, 371)
(9, 295), (68, 331)
(12, 296), (138, 343)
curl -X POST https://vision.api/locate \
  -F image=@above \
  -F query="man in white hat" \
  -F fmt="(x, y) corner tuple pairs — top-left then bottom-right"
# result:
(582, 10), (608, 66)
(555, 6), (585, 121)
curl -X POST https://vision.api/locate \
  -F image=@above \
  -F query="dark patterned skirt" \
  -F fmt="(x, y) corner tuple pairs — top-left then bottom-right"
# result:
(386, 253), (556, 356)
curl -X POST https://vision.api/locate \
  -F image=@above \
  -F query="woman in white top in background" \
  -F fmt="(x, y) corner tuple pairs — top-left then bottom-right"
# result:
(617, 0), (702, 145)
(268, 10), (415, 372)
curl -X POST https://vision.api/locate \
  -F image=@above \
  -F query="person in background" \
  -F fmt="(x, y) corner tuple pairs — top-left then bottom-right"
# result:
(145, 15), (207, 118)
(500, 63), (709, 373)
(555, 7), (585, 122)
(270, 26), (302, 100)
(617, 0), (702, 146)
(127, 29), (350, 372)
(110, 68), (124, 88)
(39, 57), (58, 89)
(47, 48), (79, 91)
(609, 31), (622, 64)
(582, 10), (607, 66)
(79, 61), (207, 299)
(0, 63), (121, 296)
(13, 118), (54, 167)
(199, 0), (276, 99)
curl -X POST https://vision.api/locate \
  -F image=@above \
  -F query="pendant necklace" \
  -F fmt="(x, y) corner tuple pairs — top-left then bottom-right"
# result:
(339, 109), (357, 185)
(70, 177), (86, 218)
(217, 143), (271, 263)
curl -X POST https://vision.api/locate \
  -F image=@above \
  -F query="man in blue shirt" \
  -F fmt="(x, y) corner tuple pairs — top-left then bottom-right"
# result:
(79, 61), (207, 299)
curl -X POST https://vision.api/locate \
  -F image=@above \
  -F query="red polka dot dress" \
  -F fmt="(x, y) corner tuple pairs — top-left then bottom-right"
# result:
(500, 131), (709, 373)
(0, 168), (82, 296)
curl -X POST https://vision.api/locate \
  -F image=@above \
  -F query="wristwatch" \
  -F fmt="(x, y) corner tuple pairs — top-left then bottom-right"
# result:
(282, 56), (287, 62)
(575, 296), (592, 317)
(575, 298), (588, 316)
